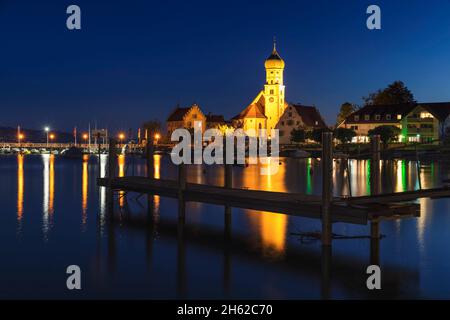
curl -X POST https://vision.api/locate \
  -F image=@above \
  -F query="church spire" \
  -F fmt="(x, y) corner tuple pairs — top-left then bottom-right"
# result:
(273, 36), (277, 53)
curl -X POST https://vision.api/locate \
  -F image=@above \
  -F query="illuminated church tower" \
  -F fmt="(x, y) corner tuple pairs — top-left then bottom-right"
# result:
(264, 39), (286, 133)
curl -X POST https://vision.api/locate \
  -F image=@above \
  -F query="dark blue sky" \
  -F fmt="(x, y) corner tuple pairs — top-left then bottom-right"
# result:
(1, 0), (450, 132)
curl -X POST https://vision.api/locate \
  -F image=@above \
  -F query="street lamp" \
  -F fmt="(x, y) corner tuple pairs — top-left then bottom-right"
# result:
(18, 133), (24, 147)
(45, 127), (50, 147)
(154, 133), (160, 145)
(118, 133), (125, 145)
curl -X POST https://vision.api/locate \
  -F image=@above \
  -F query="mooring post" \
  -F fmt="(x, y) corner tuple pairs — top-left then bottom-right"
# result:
(321, 132), (333, 246)
(178, 163), (186, 223)
(145, 137), (154, 179)
(370, 135), (381, 240)
(106, 138), (117, 221)
(107, 138), (117, 179)
(223, 135), (233, 240)
(370, 219), (380, 265)
(97, 132), (102, 180)
(223, 134), (233, 188)
(225, 163), (232, 189)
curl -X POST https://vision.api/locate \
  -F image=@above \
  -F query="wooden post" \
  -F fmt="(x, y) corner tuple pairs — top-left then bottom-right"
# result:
(370, 135), (381, 240)
(223, 136), (233, 244)
(178, 163), (186, 223)
(106, 138), (117, 222)
(224, 135), (233, 188)
(321, 132), (333, 246)
(97, 133), (102, 180)
(145, 138), (154, 179)
(370, 221), (380, 265)
(107, 138), (117, 179)
(225, 164), (232, 189)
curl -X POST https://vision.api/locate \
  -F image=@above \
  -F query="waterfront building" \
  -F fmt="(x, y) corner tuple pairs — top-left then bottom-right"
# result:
(276, 104), (327, 144)
(166, 104), (206, 137)
(338, 102), (450, 143)
(205, 113), (226, 129)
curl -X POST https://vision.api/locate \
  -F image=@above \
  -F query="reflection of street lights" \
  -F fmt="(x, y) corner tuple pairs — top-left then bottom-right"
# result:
(45, 127), (50, 147)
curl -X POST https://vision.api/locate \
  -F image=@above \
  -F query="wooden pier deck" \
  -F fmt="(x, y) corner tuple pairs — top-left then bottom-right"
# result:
(98, 175), (421, 226)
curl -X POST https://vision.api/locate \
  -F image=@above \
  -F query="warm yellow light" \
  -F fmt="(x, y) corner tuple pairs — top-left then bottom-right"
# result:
(18, 134), (24, 140)
(118, 133), (125, 140)
(82, 133), (88, 140)
(49, 134), (55, 140)
(154, 133), (160, 140)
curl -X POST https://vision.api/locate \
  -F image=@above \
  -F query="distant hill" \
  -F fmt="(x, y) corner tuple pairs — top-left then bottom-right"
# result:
(0, 127), (75, 143)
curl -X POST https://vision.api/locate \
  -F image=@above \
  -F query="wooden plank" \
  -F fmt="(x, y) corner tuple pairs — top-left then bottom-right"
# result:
(337, 187), (450, 204)
(99, 177), (366, 224)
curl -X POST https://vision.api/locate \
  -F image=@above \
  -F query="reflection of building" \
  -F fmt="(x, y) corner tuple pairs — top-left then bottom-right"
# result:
(338, 103), (450, 143)
(276, 104), (327, 144)
(166, 104), (206, 137)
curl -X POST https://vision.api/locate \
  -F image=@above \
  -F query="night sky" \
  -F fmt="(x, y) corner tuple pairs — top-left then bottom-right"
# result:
(1, 0), (450, 133)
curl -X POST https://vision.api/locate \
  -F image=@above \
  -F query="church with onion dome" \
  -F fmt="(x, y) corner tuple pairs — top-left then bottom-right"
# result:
(232, 40), (287, 135)
(232, 41), (327, 141)
(167, 41), (327, 143)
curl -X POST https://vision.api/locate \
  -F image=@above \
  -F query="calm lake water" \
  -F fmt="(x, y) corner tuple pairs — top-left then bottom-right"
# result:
(1, 153), (450, 299)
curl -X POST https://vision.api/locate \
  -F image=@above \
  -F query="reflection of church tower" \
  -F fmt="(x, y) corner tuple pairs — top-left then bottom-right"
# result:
(264, 39), (286, 133)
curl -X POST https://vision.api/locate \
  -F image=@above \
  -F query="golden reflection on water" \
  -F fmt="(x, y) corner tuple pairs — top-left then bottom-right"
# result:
(43, 154), (55, 239)
(153, 155), (161, 217)
(118, 154), (125, 207)
(17, 154), (24, 233)
(154, 154), (161, 179)
(241, 157), (288, 257)
(82, 154), (89, 230)
(12, 154), (436, 256)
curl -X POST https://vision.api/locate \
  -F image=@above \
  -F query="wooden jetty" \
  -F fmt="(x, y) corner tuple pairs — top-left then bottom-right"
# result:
(97, 133), (450, 247)
(98, 175), (419, 226)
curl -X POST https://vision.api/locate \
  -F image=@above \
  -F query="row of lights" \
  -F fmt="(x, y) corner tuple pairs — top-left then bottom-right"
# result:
(18, 126), (54, 145)
(17, 127), (161, 144)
